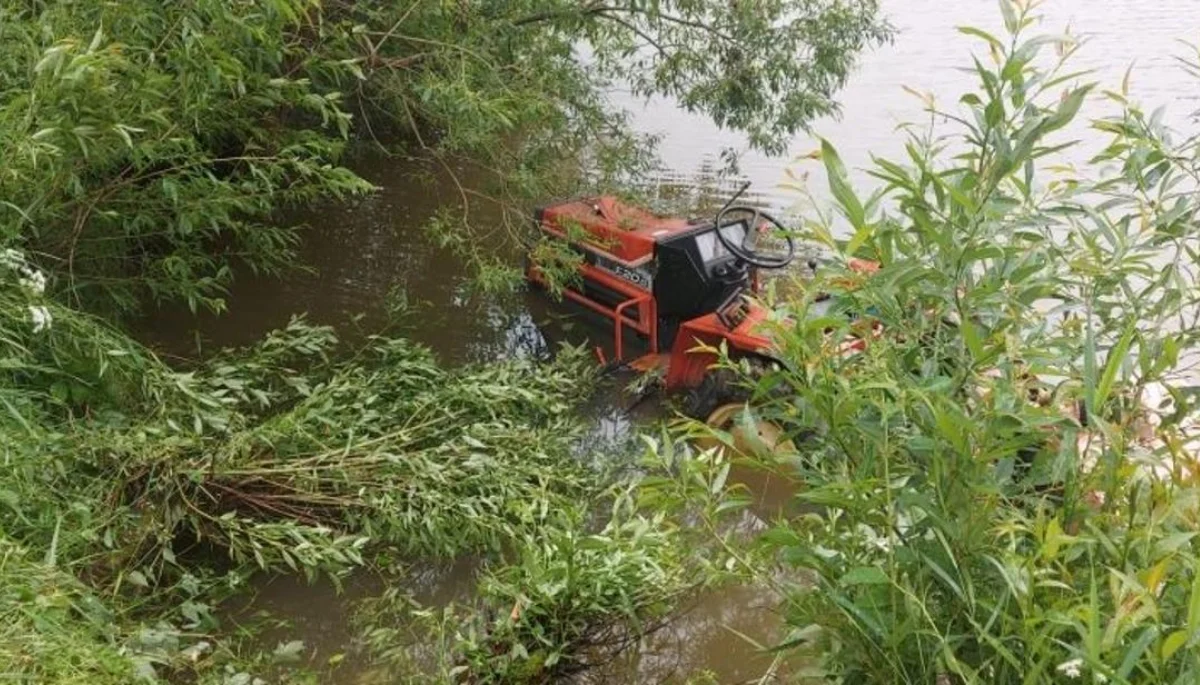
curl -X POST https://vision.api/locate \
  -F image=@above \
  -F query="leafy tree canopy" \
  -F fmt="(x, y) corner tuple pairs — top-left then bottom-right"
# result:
(0, 0), (888, 313)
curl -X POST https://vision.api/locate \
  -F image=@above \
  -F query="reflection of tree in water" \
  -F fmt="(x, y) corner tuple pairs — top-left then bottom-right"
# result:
(574, 581), (793, 684)
(404, 557), (481, 606)
(472, 306), (553, 363)
(565, 508), (805, 684)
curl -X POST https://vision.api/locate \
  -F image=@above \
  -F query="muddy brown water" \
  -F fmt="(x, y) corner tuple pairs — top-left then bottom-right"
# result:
(139, 1), (1199, 681)
(146, 150), (802, 683)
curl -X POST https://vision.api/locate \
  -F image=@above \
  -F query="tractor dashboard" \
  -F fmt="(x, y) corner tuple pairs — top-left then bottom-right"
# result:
(652, 219), (753, 341)
(691, 220), (749, 267)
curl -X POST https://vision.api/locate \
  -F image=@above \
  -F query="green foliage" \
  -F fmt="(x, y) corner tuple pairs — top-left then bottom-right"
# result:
(455, 492), (691, 682)
(351, 433), (750, 684)
(0, 302), (609, 680)
(580, 0), (892, 153)
(0, 248), (165, 433)
(0, 0), (373, 313)
(0, 537), (137, 683)
(346, 0), (890, 157)
(9, 317), (599, 572)
(0, 0), (890, 680)
(712, 2), (1200, 682)
(368, 0), (888, 281)
(0, 0), (889, 309)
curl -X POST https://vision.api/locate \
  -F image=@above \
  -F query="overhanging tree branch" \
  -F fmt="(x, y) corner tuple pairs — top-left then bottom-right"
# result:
(511, 0), (609, 27)
(513, 3), (735, 43)
(595, 11), (668, 58)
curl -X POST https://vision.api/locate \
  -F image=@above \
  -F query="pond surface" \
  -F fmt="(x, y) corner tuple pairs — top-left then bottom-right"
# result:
(140, 1), (1200, 681)
(628, 0), (1200, 211)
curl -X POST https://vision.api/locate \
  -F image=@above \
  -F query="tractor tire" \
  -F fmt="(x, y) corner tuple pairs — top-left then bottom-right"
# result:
(683, 367), (750, 420)
(682, 357), (816, 458)
(695, 402), (797, 457)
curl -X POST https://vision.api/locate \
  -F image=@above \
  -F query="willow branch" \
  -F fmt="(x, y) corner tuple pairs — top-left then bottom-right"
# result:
(515, 4), (736, 43)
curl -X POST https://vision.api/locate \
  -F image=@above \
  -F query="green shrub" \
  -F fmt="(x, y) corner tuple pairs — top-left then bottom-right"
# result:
(350, 435), (752, 684)
(0, 0), (373, 313)
(0, 302), (604, 680)
(722, 2), (1200, 682)
(455, 495), (691, 682)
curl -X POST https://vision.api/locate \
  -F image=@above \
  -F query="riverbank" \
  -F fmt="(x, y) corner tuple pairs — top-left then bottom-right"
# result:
(7, 1), (1200, 682)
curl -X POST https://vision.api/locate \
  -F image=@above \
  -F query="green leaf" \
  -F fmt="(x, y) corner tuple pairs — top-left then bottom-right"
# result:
(841, 566), (889, 586)
(846, 224), (873, 259)
(1188, 565), (1200, 634)
(711, 461), (731, 495)
(1043, 85), (1095, 135)
(822, 139), (867, 234)
(957, 26), (1004, 51)
(1116, 626), (1158, 679)
(1096, 320), (1137, 410)
(768, 624), (824, 653)
(1042, 518), (1065, 561)
(1083, 317), (1099, 414)
(999, 0), (1019, 34)
(1161, 630), (1190, 660)
(44, 516), (61, 567)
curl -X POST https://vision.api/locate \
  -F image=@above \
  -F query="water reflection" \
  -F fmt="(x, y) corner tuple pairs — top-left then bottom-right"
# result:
(578, 583), (793, 684)
(618, 0), (1200, 211)
(139, 156), (558, 365)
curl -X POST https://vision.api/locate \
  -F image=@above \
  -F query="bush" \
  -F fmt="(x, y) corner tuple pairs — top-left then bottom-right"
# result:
(0, 0), (372, 313)
(351, 435), (752, 684)
(454, 494), (692, 682)
(724, 2), (1200, 682)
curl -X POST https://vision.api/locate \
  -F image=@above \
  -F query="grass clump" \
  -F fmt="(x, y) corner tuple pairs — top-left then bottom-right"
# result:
(0, 538), (137, 683)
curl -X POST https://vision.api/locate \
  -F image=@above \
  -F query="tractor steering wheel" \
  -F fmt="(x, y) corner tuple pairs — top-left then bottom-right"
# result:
(714, 205), (796, 270)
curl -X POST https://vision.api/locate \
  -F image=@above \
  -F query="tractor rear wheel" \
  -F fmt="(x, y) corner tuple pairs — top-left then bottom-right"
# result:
(682, 353), (785, 420)
(682, 368), (747, 420)
(695, 402), (796, 457)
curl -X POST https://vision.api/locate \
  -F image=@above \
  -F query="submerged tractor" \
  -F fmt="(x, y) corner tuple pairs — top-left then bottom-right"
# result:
(525, 188), (1094, 486)
(525, 185), (824, 421)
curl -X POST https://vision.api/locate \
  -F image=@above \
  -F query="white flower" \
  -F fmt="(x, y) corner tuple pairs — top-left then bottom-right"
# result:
(1, 248), (23, 270)
(28, 305), (52, 333)
(18, 267), (45, 296)
(1056, 658), (1083, 679)
(856, 523), (893, 552)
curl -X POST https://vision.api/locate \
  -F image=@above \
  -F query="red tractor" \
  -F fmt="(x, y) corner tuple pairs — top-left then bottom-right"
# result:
(525, 192), (1083, 475)
(526, 184), (855, 423)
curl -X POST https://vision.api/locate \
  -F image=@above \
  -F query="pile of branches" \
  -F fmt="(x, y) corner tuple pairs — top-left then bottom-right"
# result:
(3, 314), (599, 586)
